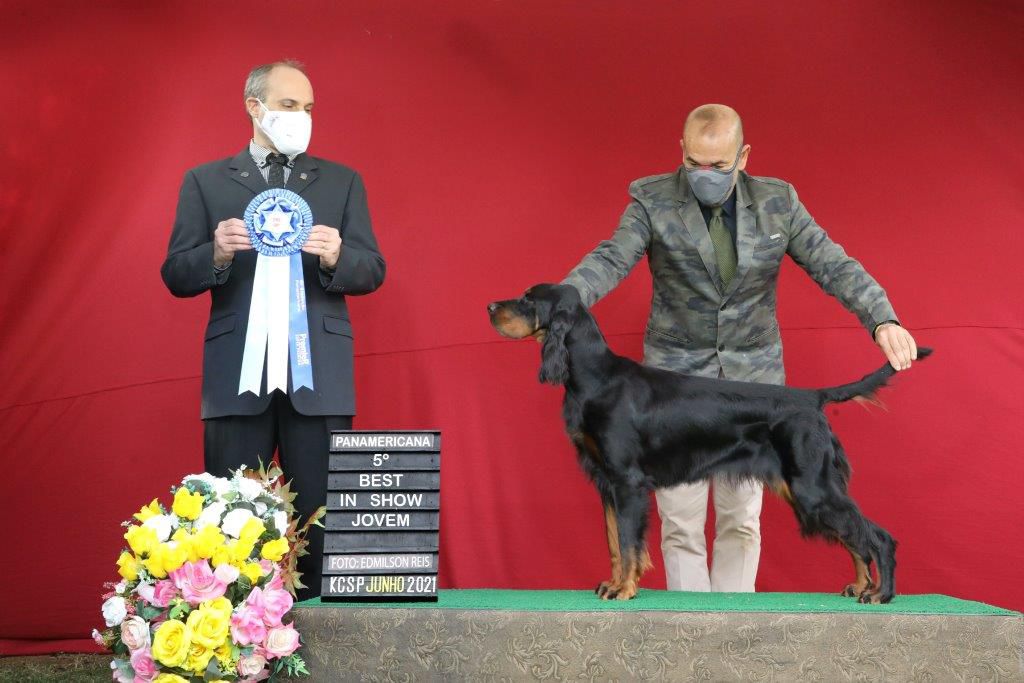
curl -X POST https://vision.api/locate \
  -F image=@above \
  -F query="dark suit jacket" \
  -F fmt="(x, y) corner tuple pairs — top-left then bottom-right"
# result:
(161, 148), (385, 419)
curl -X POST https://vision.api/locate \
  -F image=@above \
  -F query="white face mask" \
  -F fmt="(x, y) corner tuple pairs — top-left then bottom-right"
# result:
(255, 99), (312, 156)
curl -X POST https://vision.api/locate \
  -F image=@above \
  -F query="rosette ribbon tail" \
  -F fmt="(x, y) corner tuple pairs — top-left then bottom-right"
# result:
(238, 254), (271, 395)
(238, 253), (315, 395)
(288, 251), (314, 391)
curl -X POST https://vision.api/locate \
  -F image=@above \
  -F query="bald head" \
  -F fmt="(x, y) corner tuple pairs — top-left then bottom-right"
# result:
(679, 104), (750, 204)
(683, 104), (743, 151)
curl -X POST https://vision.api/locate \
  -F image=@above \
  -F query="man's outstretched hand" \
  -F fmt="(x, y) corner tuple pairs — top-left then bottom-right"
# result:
(874, 323), (917, 371)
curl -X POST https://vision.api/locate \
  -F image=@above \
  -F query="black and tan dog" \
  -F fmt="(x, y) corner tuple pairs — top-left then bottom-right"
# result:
(488, 284), (931, 602)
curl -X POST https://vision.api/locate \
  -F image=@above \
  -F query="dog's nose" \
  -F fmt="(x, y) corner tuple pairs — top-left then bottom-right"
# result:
(487, 302), (499, 314)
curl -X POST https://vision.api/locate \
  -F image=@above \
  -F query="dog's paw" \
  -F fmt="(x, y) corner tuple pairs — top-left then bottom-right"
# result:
(596, 581), (616, 599)
(609, 582), (638, 601)
(856, 589), (891, 605)
(842, 580), (875, 597)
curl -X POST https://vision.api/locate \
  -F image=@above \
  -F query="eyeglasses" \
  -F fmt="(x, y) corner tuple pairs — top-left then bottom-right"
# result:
(683, 144), (744, 174)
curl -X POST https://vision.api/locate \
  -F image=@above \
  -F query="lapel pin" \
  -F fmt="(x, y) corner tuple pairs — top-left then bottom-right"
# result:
(241, 171), (249, 177)
(300, 172), (308, 180)
(769, 233), (781, 239)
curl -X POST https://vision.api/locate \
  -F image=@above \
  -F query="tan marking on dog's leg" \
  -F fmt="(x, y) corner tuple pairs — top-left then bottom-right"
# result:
(841, 544), (874, 598)
(597, 505), (623, 598)
(612, 548), (639, 600)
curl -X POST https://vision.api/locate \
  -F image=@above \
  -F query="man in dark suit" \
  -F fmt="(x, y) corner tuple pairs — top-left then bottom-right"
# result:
(162, 60), (385, 599)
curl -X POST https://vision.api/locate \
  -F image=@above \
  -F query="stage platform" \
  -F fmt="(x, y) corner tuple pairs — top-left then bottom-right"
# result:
(291, 589), (1023, 680)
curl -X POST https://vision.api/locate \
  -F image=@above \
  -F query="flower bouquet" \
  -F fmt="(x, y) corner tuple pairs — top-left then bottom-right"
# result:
(93, 463), (324, 682)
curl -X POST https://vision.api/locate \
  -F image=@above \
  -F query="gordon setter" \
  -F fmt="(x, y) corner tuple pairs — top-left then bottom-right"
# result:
(487, 284), (931, 603)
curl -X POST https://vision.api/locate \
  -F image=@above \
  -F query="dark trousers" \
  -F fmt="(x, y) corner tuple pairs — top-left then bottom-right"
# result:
(204, 391), (351, 601)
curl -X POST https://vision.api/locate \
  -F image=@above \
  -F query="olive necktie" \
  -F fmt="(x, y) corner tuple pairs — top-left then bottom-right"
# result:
(708, 205), (736, 287)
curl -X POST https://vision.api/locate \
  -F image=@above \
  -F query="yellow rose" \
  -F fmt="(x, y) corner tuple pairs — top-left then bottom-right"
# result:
(260, 537), (289, 562)
(210, 544), (232, 568)
(214, 639), (235, 668)
(152, 619), (191, 668)
(124, 525), (159, 556)
(241, 562), (264, 584)
(162, 542), (188, 573)
(143, 542), (188, 578)
(185, 641), (214, 673)
(152, 675), (189, 683)
(229, 538), (256, 564)
(187, 603), (230, 650)
(238, 517), (266, 545)
(116, 551), (139, 581)
(172, 487), (205, 521)
(133, 498), (162, 523)
(202, 596), (234, 622)
(193, 524), (225, 560)
(142, 552), (166, 579)
(172, 528), (199, 563)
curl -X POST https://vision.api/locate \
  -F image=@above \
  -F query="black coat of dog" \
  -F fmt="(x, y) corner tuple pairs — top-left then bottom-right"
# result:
(488, 284), (931, 602)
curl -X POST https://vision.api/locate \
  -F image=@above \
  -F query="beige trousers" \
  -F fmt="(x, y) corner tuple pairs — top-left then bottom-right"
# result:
(655, 477), (764, 592)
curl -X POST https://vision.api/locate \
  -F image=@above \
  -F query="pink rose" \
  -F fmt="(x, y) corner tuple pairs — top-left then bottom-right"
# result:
(262, 624), (301, 659)
(215, 562), (240, 585)
(230, 605), (267, 646)
(170, 560), (228, 606)
(260, 588), (293, 627)
(138, 580), (177, 608)
(264, 564), (284, 591)
(130, 647), (157, 682)
(119, 616), (150, 651)
(244, 586), (266, 615)
(237, 653), (270, 680)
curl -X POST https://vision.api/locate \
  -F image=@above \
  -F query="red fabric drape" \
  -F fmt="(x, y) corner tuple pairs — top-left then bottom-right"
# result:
(2, 0), (1022, 653)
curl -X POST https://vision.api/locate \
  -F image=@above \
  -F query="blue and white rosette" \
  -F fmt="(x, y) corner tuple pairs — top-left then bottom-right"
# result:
(238, 189), (315, 396)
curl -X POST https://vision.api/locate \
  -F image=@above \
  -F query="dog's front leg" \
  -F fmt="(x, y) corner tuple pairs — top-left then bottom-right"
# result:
(601, 488), (650, 601)
(596, 502), (624, 598)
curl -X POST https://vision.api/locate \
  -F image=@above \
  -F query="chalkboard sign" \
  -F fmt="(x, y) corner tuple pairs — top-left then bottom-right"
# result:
(321, 430), (441, 601)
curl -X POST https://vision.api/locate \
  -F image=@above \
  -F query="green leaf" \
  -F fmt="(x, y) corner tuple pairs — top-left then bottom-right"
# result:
(139, 604), (163, 621)
(167, 599), (192, 621)
(203, 656), (231, 681)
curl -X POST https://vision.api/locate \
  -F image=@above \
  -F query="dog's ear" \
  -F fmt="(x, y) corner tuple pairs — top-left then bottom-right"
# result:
(539, 310), (572, 385)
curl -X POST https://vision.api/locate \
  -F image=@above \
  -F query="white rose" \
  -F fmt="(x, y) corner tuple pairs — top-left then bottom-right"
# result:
(102, 596), (127, 627)
(142, 514), (174, 542)
(237, 653), (267, 677)
(119, 615), (150, 651)
(197, 500), (227, 528)
(114, 580), (127, 594)
(273, 510), (289, 536)
(184, 472), (232, 498)
(235, 475), (264, 501)
(221, 508), (254, 538)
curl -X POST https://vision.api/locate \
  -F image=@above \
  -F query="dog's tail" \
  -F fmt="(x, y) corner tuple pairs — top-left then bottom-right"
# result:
(816, 347), (932, 407)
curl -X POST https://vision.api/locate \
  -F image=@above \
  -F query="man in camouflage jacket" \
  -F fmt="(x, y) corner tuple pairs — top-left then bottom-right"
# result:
(562, 104), (919, 592)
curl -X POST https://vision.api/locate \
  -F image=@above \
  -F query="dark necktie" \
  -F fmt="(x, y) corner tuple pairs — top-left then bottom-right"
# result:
(708, 205), (736, 287)
(266, 153), (288, 188)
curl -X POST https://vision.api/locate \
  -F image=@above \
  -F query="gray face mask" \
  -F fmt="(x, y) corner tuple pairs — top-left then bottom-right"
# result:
(685, 146), (743, 206)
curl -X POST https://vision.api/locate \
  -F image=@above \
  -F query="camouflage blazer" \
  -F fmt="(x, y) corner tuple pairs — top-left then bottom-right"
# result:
(562, 169), (897, 385)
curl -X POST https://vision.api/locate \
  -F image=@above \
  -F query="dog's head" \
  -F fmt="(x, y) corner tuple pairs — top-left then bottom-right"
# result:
(487, 284), (582, 385)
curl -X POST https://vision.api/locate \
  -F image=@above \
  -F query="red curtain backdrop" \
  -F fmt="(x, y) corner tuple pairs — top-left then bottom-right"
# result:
(2, 0), (1022, 653)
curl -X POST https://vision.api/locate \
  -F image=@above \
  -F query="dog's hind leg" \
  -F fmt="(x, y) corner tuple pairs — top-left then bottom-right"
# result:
(857, 520), (897, 604)
(596, 502), (624, 599)
(789, 481), (897, 604)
